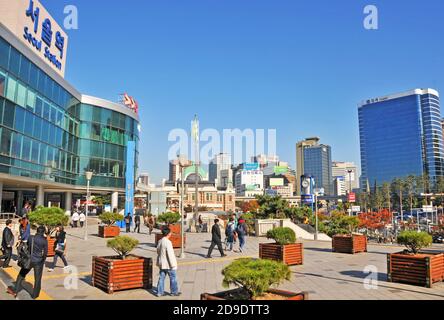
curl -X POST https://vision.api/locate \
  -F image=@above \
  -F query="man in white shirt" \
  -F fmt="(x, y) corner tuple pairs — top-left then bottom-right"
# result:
(79, 212), (86, 228)
(71, 211), (80, 228)
(156, 227), (180, 297)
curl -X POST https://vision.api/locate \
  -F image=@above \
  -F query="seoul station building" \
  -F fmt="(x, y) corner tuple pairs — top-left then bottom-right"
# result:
(0, 0), (140, 214)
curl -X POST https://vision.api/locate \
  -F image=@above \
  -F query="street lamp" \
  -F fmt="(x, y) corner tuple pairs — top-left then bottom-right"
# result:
(178, 156), (191, 259)
(85, 170), (94, 241)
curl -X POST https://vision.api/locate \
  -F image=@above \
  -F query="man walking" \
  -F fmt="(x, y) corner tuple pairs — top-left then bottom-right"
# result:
(124, 213), (132, 233)
(156, 227), (180, 297)
(7, 226), (48, 299)
(71, 211), (80, 228)
(206, 219), (227, 258)
(236, 219), (248, 253)
(79, 211), (86, 228)
(0, 220), (14, 268)
(134, 214), (141, 233)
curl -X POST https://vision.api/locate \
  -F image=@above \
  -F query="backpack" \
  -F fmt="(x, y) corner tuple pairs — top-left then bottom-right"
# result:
(237, 223), (247, 236)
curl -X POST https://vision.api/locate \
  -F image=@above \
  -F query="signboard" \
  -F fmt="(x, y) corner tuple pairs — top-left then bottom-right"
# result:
(301, 194), (314, 204)
(119, 141), (136, 227)
(273, 166), (288, 175)
(347, 192), (356, 203)
(0, 0), (69, 77)
(244, 163), (259, 171)
(270, 178), (284, 187)
(120, 93), (139, 114)
(352, 206), (361, 213)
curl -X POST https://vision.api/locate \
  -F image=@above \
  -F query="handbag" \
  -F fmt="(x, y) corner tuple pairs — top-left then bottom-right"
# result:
(18, 238), (33, 269)
(55, 242), (65, 253)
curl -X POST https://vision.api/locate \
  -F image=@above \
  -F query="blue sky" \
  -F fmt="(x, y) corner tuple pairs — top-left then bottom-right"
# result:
(41, 0), (444, 184)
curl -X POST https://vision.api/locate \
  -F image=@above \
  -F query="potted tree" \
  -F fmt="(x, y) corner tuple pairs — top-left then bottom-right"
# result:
(201, 258), (308, 300)
(155, 212), (184, 248)
(28, 206), (69, 257)
(98, 212), (123, 238)
(388, 231), (444, 288)
(329, 213), (367, 254)
(92, 236), (153, 294)
(260, 227), (303, 265)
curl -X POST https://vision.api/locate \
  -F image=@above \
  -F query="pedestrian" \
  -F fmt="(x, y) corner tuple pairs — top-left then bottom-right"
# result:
(134, 215), (141, 233)
(7, 225), (48, 299)
(79, 211), (86, 228)
(206, 219), (227, 258)
(147, 214), (155, 235)
(21, 202), (31, 218)
(71, 211), (80, 228)
(236, 219), (248, 253)
(124, 213), (132, 233)
(225, 218), (235, 252)
(18, 217), (31, 243)
(156, 227), (181, 297)
(231, 213), (238, 244)
(198, 215), (203, 233)
(48, 225), (69, 272)
(0, 219), (14, 268)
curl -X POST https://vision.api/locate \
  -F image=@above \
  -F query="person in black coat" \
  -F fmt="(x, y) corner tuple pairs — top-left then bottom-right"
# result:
(0, 220), (14, 268)
(134, 215), (141, 233)
(206, 219), (227, 258)
(48, 225), (69, 272)
(7, 226), (48, 299)
(124, 213), (132, 233)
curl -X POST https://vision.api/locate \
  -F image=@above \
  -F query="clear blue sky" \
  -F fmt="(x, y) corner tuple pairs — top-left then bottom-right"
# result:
(41, 0), (444, 184)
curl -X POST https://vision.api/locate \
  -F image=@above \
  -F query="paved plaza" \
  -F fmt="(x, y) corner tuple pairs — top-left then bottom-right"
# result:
(1, 218), (444, 300)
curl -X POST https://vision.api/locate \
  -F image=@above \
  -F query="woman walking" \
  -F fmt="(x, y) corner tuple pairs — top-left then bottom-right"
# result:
(48, 225), (69, 272)
(225, 218), (235, 252)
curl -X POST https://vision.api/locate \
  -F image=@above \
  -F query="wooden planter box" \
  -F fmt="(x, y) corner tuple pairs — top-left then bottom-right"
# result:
(201, 288), (308, 300)
(155, 224), (185, 248)
(47, 237), (56, 257)
(332, 234), (367, 254)
(92, 255), (153, 294)
(387, 252), (444, 288)
(98, 225), (120, 238)
(259, 243), (303, 266)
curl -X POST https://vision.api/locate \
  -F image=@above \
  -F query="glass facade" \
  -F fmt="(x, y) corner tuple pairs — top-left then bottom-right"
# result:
(303, 145), (332, 195)
(0, 35), (139, 189)
(359, 90), (444, 189)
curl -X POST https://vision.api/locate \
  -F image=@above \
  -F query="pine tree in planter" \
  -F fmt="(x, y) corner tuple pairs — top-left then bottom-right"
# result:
(260, 227), (303, 265)
(92, 236), (152, 294)
(98, 212), (123, 238)
(201, 258), (307, 300)
(155, 212), (184, 248)
(329, 214), (367, 254)
(388, 231), (443, 288)
(28, 206), (69, 257)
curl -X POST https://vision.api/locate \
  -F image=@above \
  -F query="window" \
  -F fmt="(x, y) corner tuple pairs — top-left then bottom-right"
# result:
(0, 128), (12, 156)
(39, 144), (47, 165)
(3, 101), (15, 128)
(6, 77), (16, 102)
(41, 120), (49, 143)
(0, 71), (6, 97)
(43, 101), (50, 120)
(9, 47), (20, 76)
(14, 106), (25, 133)
(16, 82), (26, 107)
(11, 133), (22, 158)
(33, 117), (42, 140)
(24, 111), (34, 136)
(29, 63), (38, 89)
(22, 136), (31, 161)
(26, 90), (36, 111)
(0, 37), (9, 69)
(19, 56), (30, 83)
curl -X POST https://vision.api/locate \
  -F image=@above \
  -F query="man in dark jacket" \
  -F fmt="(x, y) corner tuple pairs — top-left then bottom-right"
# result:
(7, 226), (48, 299)
(134, 215), (141, 233)
(206, 219), (227, 258)
(124, 213), (132, 233)
(0, 220), (14, 268)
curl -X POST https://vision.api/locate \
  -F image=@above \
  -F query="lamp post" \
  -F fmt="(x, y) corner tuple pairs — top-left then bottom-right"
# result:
(178, 156), (191, 259)
(85, 170), (93, 241)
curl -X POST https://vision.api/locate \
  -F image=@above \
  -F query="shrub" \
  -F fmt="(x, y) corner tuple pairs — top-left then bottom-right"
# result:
(222, 258), (291, 299)
(28, 206), (69, 236)
(325, 213), (360, 237)
(266, 227), (296, 245)
(99, 212), (124, 226)
(397, 231), (432, 254)
(157, 212), (181, 225)
(107, 236), (139, 259)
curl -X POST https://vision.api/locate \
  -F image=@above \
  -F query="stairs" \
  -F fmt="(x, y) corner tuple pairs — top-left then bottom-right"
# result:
(281, 220), (331, 242)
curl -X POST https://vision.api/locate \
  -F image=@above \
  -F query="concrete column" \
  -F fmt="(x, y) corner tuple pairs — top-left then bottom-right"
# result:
(65, 192), (72, 215)
(0, 181), (3, 213)
(36, 185), (44, 207)
(111, 192), (119, 213)
(17, 190), (24, 214)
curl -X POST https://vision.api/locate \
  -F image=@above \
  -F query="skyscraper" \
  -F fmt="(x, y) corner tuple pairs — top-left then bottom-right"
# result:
(209, 153), (232, 187)
(303, 144), (333, 195)
(359, 89), (444, 189)
(296, 137), (320, 195)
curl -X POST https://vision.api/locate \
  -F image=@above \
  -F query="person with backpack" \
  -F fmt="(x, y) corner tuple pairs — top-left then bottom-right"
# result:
(236, 219), (248, 253)
(225, 218), (235, 252)
(7, 225), (48, 299)
(48, 225), (69, 272)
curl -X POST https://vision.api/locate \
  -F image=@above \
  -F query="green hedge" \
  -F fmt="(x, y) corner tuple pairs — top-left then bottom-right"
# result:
(266, 227), (296, 245)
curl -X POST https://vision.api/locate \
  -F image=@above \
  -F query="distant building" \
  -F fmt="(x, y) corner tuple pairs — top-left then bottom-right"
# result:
(359, 89), (444, 188)
(332, 162), (359, 193)
(138, 173), (150, 186)
(235, 169), (264, 197)
(252, 154), (279, 169)
(296, 137), (320, 195)
(334, 177), (346, 197)
(209, 153), (232, 187)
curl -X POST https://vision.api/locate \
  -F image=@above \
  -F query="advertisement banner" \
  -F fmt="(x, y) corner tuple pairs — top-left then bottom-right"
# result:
(274, 166), (288, 175)
(244, 163), (259, 171)
(119, 141), (135, 227)
(270, 178), (284, 187)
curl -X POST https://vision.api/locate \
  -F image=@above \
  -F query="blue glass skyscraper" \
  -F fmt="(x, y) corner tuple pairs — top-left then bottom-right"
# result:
(359, 89), (444, 189)
(303, 144), (332, 195)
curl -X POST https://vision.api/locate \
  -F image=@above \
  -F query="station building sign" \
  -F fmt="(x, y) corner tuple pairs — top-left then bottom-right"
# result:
(0, 0), (69, 77)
